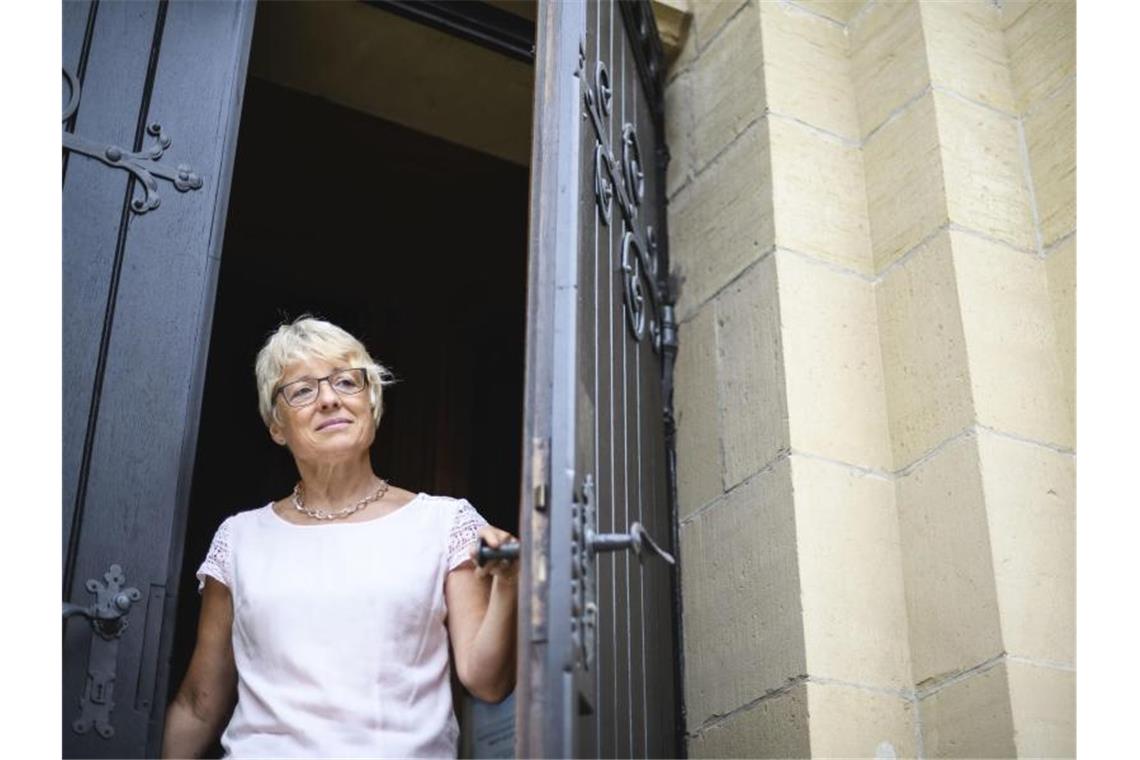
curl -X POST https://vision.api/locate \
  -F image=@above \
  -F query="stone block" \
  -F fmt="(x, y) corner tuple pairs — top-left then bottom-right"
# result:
(897, 434), (1004, 685)
(674, 305), (724, 518)
(692, 0), (749, 51)
(1025, 80), (1075, 247)
(952, 231), (1072, 448)
(919, 0), (1014, 113)
(759, 1), (859, 139)
(1046, 234), (1075, 428)
(806, 682), (917, 758)
(715, 253), (789, 488)
(977, 431), (1075, 665)
(793, 0), (865, 25)
(665, 70), (696, 199)
(770, 120), (873, 274)
(876, 230), (973, 468)
(1005, 0), (1075, 114)
(791, 456), (910, 689)
(778, 254), (891, 468)
(920, 662), (1016, 758)
(864, 91), (947, 272)
(692, 3), (765, 170)
(850, 0), (928, 138)
(935, 92), (1036, 252)
(670, 119), (774, 321)
(689, 683), (810, 759)
(1006, 660), (1076, 757)
(680, 457), (805, 724)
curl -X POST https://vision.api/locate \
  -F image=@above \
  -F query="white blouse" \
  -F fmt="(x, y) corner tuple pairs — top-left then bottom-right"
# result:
(196, 493), (488, 759)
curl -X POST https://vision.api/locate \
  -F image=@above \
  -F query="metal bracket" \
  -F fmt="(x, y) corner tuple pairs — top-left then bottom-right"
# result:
(63, 564), (142, 739)
(62, 66), (204, 214)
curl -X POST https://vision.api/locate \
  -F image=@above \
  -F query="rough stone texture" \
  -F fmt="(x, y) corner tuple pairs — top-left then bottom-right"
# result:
(715, 254), (789, 488)
(665, 70), (696, 199)
(692, 3), (764, 171)
(689, 683), (811, 759)
(1024, 79), (1076, 247)
(770, 119), (873, 274)
(778, 253), (891, 469)
(896, 433), (1004, 685)
(952, 231), (1072, 448)
(919, 0), (1014, 114)
(692, 0), (749, 51)
(864, 91), (947, 272)
(1045, 235), (1075, 430)
(680, 457), (805, 725)
(920, 662), (1017, 758)
(850, 0), (929, 138)
(759, 0), (859, 140)
(792, 0), (866, 25)
(805, 682), (917, 758)
(670, 119), (774, 321)
(977, 431), (1075, 665)
(791, 456), (910, 689)
(1005, 0), (1075, 114)
(674, 305), (724, 518)
(876, 230), (973, 469)
(935, 92), (1036, 252)
(1006, 660), (1076, 757)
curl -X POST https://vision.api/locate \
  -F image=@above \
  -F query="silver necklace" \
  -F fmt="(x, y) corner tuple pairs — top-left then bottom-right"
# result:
(291, 479), (389, 521)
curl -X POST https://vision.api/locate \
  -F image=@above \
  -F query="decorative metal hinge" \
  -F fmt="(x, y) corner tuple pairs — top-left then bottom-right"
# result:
(63, 66), (204, 214)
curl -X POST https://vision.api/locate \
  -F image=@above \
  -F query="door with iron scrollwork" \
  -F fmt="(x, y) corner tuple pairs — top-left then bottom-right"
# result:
(517, 1), (681, 757)
(62, 2), (254, 756)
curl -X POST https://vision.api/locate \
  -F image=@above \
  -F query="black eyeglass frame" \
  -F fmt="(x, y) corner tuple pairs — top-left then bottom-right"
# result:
(271, 368), (370, 408)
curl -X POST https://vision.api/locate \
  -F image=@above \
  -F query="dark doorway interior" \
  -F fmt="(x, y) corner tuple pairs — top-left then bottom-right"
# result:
(167, 70), (529, 754)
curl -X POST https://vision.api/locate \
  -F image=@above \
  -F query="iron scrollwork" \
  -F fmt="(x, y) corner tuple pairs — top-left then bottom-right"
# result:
(62, 66), (204, 214)
(581, 42), (663, 345)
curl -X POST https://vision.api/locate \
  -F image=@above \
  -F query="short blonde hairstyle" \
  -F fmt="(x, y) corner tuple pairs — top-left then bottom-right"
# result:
(255, 316), (393, 429)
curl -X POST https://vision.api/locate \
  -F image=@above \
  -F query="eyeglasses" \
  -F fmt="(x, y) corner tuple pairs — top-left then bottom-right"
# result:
(272, 368), (369, 408)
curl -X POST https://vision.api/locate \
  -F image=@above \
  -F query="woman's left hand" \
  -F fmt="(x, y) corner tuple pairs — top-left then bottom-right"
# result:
(472, 526), (520, 585)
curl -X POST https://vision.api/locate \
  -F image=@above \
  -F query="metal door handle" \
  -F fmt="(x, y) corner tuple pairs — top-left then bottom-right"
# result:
(476, 538), (521, 566)
(588, 522), (675, 565)
(63, 564), (142, 739)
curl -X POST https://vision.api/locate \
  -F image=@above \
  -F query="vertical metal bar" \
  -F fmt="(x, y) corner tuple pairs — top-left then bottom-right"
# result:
(607, 1), (618, 755)
(592, 0), (603, 755)
(620, 32), (634, 759)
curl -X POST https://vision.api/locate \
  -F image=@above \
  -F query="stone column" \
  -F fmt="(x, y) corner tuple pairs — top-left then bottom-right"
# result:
(666, 0), (1074, 756)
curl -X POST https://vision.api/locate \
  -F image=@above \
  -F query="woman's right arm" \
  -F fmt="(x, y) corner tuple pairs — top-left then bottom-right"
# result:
(161, 578), (238, 759)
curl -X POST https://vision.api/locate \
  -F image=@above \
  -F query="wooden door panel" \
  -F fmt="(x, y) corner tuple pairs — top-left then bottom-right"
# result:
(62, 3), (254, 756)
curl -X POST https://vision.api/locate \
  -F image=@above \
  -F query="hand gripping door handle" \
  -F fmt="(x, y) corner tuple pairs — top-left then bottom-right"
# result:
(475, 521), (675, 567)
(63, 563), (142, 739)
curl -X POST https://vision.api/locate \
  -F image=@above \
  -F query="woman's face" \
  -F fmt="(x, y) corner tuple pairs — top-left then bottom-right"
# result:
(268, 356), (376, 461)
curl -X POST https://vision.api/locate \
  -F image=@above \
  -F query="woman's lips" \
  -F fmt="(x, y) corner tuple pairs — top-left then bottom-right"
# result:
(316, 418), (352, 431)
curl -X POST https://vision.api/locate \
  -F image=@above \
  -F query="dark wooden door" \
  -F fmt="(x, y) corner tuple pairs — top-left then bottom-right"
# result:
(517, 1), (680, 756)
(62, 2), (254, 756)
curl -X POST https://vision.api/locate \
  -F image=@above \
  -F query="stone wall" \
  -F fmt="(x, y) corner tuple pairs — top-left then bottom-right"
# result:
(665, 1), (1075, 756)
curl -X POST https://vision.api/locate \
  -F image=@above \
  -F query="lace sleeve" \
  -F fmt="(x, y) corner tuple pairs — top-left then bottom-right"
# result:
(196, 517), (233, 592)
(447, 499), (489, 571)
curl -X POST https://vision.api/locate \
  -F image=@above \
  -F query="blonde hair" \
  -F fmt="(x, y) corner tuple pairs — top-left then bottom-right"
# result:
(255, 316), (393, 428)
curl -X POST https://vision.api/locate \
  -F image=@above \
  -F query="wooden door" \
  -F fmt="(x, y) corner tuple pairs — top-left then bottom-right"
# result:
(517, 1), (681, 756)
(62, 2), (254, 756)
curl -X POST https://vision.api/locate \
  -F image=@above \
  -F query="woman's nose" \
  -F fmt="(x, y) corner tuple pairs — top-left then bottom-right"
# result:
(316, 378), (341, 408)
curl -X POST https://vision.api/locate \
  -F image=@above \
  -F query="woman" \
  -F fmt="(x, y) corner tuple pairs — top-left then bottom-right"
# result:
(162, 316), (518, 758)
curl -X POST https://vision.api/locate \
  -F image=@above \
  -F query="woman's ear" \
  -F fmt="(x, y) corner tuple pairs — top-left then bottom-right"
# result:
(269, 419), (288, 446)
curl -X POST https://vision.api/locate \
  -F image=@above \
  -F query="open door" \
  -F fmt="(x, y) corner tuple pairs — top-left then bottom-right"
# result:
(62, 2), (254, 756)
(517, 1), (681, 757)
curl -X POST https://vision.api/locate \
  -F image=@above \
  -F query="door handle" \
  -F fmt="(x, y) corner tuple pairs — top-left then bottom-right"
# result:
(63, 564), (142, 739)
(587, 521), (675, 565)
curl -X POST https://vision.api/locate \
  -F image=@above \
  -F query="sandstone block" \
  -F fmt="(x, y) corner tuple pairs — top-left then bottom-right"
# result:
(1046, 234), (1075, 428)
(919, 0), (1014, 113)
(680, 457), (804, 724)
(1006, 660), (1076, 757)
(1005, 0), (1075, 113)
(1025, 80), (1075, 247)
(778, 253), (891, 468)
(850, 0), (928, 138)
(920, 662), (1016, 758)
(689, 683), (810, 759)
(715, 253), (789, 487)
(897, 434), (1004, 685)
(806, 682), (917, 759)
(674, 305), (724, 518)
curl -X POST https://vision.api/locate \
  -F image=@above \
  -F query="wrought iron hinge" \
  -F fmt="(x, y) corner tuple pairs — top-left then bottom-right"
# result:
(62, 66), (204, 214)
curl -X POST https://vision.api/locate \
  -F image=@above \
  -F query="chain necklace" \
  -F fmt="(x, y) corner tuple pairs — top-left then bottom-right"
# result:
(291, 478), (389, 521)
